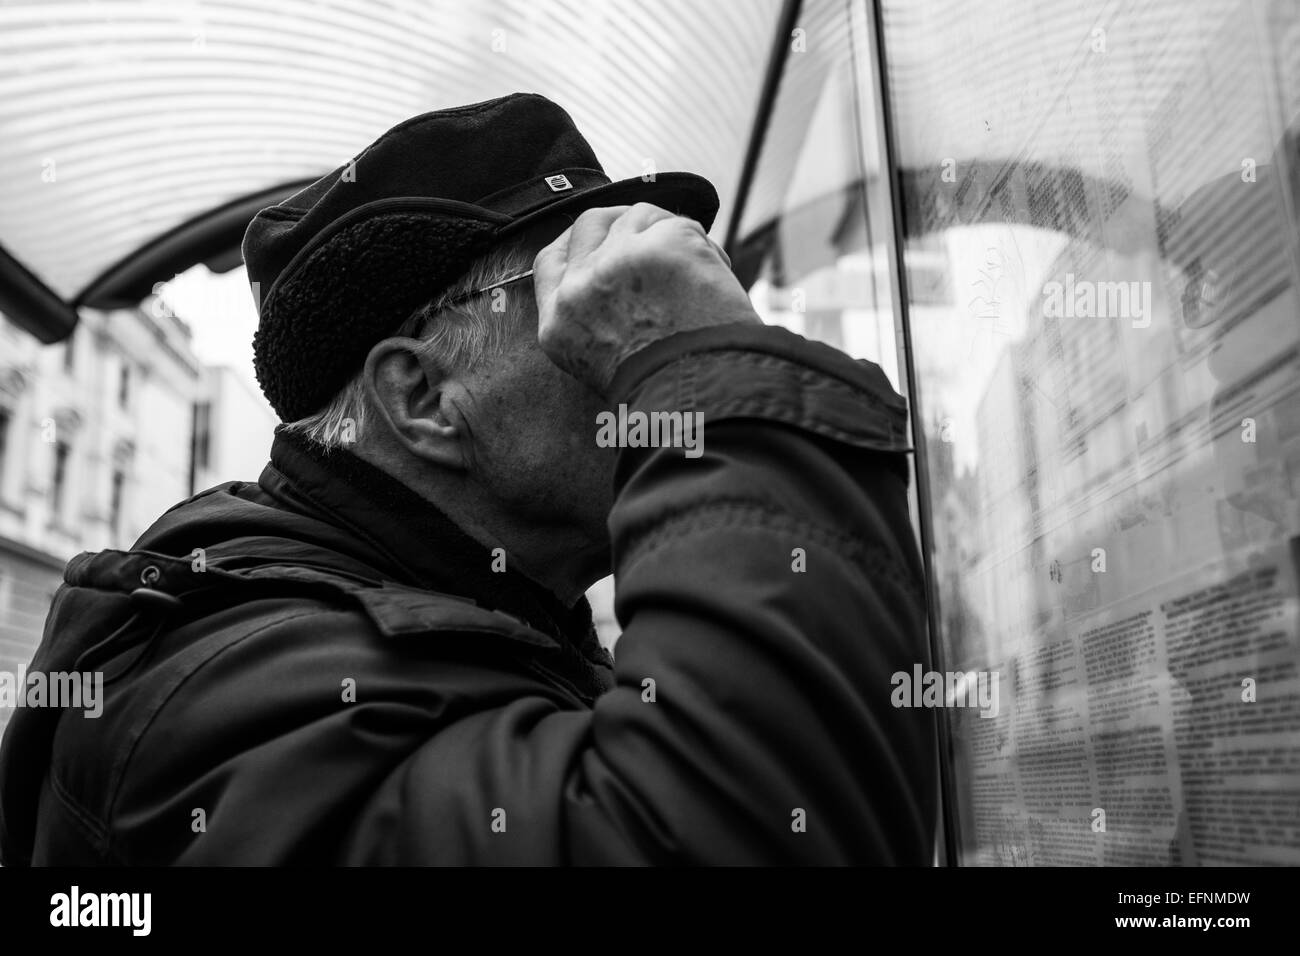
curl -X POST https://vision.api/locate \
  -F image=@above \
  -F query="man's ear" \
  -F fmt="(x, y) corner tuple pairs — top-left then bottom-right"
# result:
(363, 337), (467, 469)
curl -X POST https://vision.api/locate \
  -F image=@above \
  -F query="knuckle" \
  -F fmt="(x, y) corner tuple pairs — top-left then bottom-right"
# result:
(573, 206), (607, 227)
(676, 215), (708, 237)
(531, 244), (556, 270)
(551, 280), (585, 316)
(583, 204), (625, 221)
(652, 213), (699, 238)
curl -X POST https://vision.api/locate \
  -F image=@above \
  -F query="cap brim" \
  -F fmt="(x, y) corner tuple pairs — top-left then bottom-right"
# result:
(499, 171), (720, 245)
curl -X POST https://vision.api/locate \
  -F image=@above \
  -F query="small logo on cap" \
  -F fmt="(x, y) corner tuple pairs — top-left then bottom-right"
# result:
(545, 174), (573, 192)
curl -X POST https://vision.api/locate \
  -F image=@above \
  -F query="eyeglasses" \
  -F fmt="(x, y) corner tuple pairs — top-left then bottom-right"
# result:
(400, 268), (535, 331)
(444, 268), (535, 306)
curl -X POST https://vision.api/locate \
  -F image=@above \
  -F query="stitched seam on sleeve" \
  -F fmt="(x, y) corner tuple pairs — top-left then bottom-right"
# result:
(618, 498), (924, 601)
(691, 398), (909, 447)
(628, 354), (909, 445)
(638, 352), (904, 410)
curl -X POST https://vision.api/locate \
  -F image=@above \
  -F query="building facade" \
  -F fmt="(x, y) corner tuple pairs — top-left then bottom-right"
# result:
(0, 304), (204, 737)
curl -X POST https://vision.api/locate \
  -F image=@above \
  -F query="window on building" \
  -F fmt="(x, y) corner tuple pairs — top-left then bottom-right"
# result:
(118, 361), (131, 409)
(187, 400), (213, 498)
(192, 400), (211, 471)
(109, 467), (125, 539)
(51, 439), (70, 521)
(0, 405), (10, 487)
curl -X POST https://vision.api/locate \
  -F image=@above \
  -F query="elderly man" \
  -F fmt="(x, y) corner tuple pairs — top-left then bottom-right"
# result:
(0, 93), (935, 864)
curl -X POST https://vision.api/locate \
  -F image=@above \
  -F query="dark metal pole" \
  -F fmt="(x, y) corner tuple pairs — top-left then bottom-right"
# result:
(866, 0), (961, 867)
(723, 0), (805, 255)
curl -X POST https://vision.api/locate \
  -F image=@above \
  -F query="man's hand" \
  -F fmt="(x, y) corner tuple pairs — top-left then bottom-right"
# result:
(532, 203), (760, 393)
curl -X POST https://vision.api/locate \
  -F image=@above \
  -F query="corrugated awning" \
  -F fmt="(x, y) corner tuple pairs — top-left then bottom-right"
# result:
(0, 0), (785, 336)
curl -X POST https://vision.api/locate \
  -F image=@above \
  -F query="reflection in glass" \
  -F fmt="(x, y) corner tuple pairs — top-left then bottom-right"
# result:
(742, 0), (899, 387)
(884, 0), (1300, 865)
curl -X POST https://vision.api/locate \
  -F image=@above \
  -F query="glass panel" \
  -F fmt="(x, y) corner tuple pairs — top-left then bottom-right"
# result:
(741, 0), (901, 388)
(882, 0), (1300, 864)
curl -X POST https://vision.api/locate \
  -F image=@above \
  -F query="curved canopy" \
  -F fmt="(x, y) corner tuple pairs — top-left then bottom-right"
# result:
(0, 0), (787, 336)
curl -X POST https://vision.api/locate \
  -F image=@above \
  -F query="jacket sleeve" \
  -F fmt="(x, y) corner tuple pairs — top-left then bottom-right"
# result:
(342, 323), (938, 864)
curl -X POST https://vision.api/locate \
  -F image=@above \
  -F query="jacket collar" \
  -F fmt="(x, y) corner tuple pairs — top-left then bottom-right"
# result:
(264, 428), (599, 652)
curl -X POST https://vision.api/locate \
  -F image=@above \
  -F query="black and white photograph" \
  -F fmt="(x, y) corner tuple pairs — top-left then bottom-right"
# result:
(0, 0), (1294, 931)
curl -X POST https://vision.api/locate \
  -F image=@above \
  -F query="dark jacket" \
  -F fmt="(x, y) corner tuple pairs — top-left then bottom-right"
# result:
(0, 324), (937, 864)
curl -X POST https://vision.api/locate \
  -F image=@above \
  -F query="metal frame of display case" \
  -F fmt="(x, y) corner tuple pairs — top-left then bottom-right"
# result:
(862, 0), (957, 866)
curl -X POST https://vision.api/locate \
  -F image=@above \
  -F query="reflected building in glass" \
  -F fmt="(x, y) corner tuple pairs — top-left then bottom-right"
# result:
(882, 0), (1300, 864)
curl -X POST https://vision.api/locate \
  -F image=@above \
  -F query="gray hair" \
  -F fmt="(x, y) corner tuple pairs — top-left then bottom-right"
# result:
(282, 243), (536, 450)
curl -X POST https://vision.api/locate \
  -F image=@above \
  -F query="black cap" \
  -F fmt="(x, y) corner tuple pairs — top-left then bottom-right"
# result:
(244, 92), (719, 421)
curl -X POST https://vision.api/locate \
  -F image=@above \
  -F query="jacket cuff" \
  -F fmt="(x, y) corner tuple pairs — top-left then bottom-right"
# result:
(606, 322), (913, 453)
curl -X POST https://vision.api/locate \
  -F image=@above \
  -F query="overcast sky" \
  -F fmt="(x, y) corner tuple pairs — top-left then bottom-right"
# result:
(159, 262), (269, 409)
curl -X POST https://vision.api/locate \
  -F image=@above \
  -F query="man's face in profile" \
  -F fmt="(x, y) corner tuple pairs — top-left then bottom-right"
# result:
(435, 230), (620, 571)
